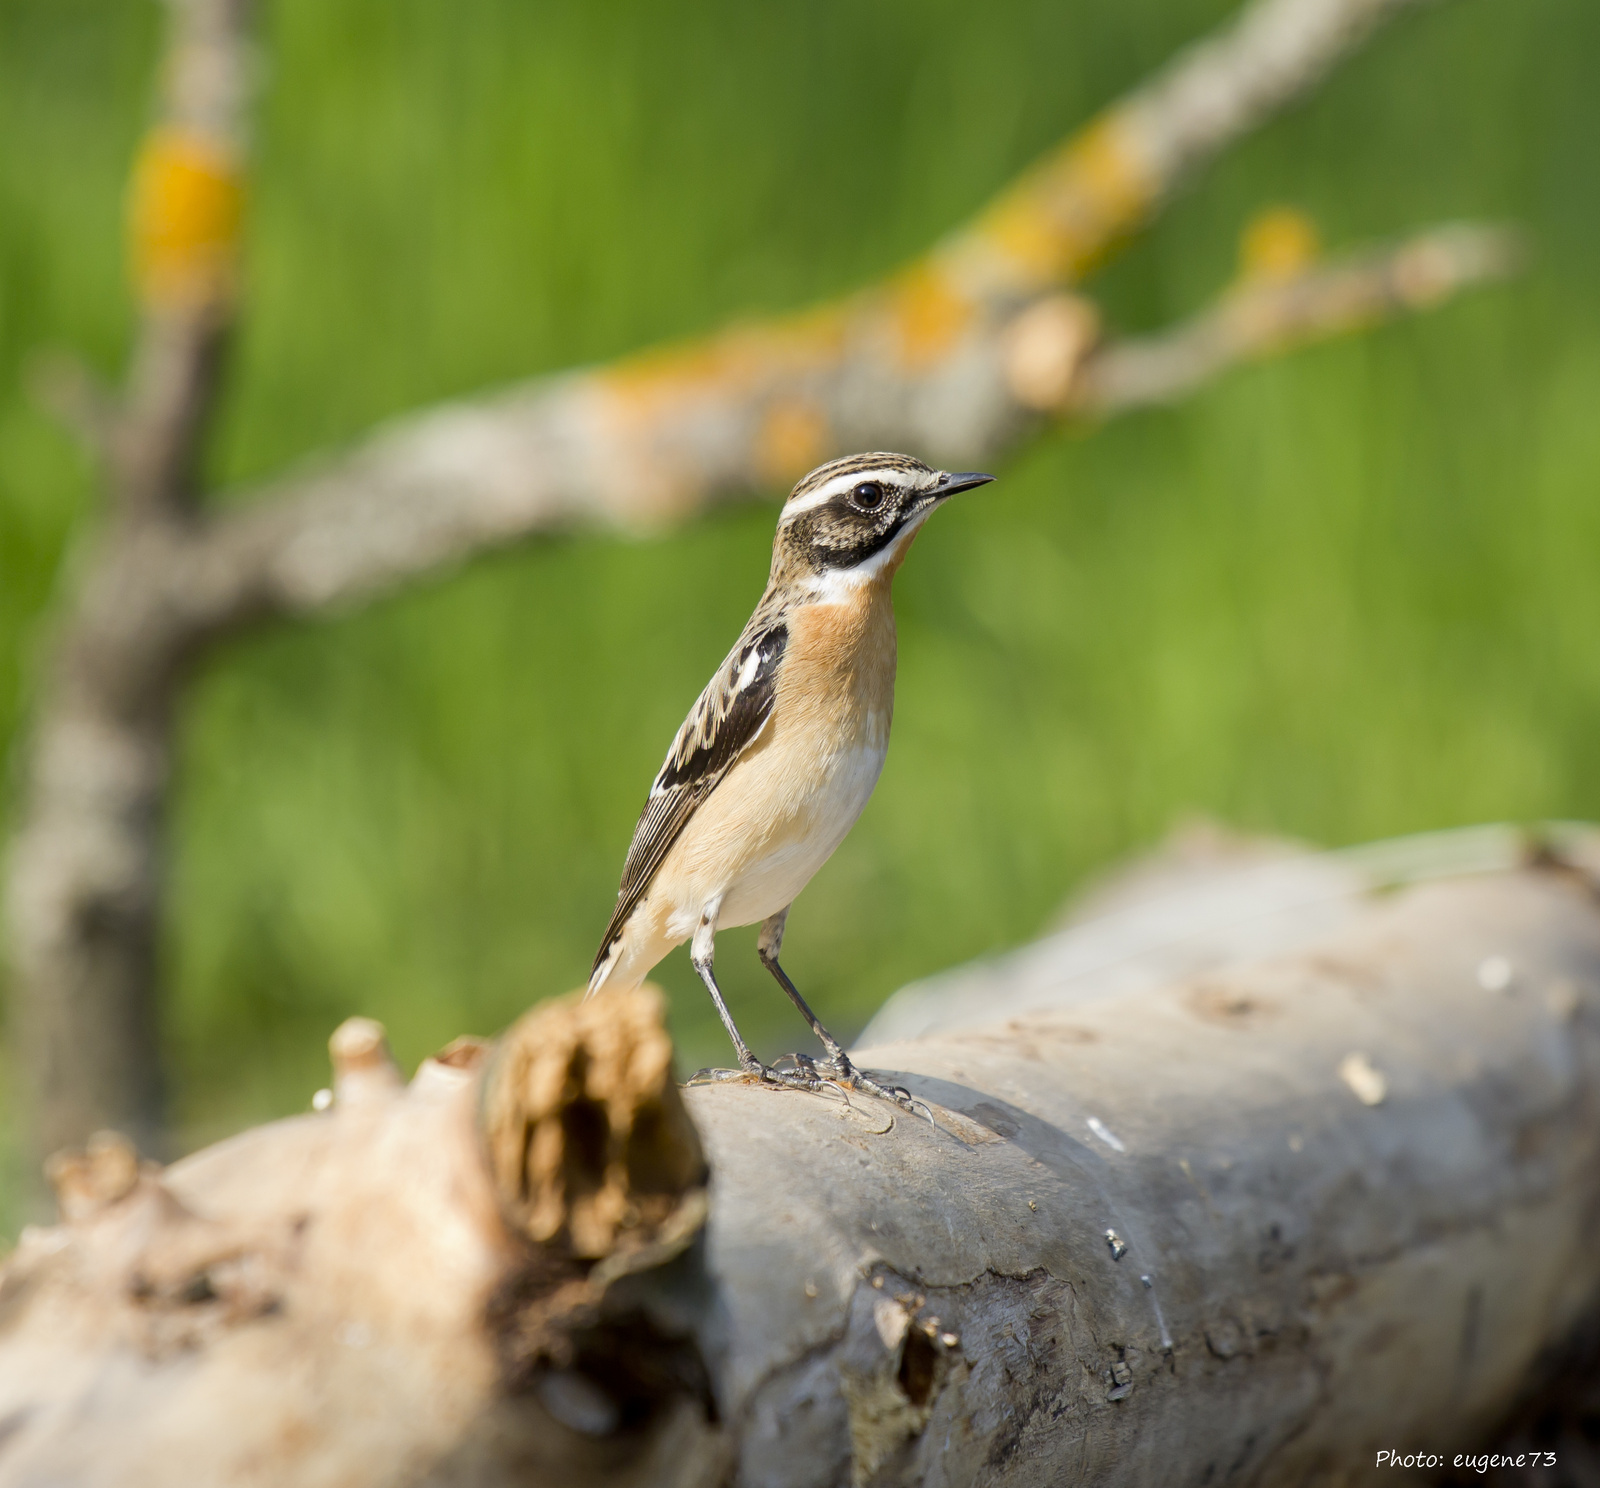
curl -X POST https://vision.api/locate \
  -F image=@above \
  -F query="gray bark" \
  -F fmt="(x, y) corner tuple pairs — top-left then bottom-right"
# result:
(1, 824), (1597, 1485)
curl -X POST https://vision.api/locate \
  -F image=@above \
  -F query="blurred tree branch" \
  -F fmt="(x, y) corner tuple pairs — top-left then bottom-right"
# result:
(6, 0), (1512, 1164)
(165, 0), (1457, 624)
(1066, 222), (1524, 414)
(6, 0), (254, 1159)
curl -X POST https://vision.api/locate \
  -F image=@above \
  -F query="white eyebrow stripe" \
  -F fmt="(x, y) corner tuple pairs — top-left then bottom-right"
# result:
(781, 468), (909, 520)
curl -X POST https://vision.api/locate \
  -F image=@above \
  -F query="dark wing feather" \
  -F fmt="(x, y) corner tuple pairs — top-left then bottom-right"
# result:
(592, 618), (788, 973)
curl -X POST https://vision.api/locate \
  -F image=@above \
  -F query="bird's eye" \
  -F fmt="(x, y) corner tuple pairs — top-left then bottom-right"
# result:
(851, 481), (885, 511)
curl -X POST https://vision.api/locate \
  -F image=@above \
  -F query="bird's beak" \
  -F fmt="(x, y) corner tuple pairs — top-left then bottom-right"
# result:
(933, 470), (996, 498)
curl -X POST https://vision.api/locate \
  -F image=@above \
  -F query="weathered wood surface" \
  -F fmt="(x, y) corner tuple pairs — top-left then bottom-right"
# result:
(2, 824), (1598, 1486)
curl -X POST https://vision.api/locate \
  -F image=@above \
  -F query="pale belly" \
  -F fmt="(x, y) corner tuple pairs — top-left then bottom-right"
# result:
(654, 735), (889, 941)
(714, 741), (887, 929)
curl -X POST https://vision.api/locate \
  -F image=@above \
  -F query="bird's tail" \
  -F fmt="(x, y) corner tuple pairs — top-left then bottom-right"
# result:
(585, 934), (624, 1000)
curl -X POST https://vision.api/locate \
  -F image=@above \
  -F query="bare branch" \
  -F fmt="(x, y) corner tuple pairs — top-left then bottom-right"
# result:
(1066, 222), (1524, 414)
(4, 0), (256, 1163)
(178, 0), (1446, 624)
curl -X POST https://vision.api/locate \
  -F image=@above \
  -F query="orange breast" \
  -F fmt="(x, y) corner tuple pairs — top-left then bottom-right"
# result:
(778, 577), (897, 744)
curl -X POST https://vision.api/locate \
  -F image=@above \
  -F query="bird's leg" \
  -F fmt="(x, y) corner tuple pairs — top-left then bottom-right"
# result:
(757, 909), (932, 1121)
(689, 897), (761, 1072)
(756, 908), (850, 1065)
(689, 901), (829, 1094)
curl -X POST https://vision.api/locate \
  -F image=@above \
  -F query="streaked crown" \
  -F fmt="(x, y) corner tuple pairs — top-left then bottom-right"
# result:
(775, 452), (992, 577)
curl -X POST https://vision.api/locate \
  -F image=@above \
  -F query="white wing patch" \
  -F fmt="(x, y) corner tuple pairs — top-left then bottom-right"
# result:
(737, 645), (764, 689)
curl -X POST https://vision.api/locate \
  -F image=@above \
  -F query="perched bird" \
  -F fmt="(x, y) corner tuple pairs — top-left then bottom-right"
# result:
(588, 452), (994, 1105)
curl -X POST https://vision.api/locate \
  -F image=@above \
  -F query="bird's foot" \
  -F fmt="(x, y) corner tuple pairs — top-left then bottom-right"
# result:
(818, 1056), (936, 1126)
(767, 1053), (852, 1101)
(687, 1054), (849, 1102)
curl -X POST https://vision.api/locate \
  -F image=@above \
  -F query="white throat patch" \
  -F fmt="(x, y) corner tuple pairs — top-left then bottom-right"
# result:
(801, 506), (933, 601)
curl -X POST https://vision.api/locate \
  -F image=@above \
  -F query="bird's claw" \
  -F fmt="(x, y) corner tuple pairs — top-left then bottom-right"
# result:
(818, 1058), (937, 1126)
(769, 1052), (852, 1102)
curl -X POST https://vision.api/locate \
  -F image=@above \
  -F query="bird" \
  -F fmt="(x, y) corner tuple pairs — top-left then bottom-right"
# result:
(588, 452), (994, 1106)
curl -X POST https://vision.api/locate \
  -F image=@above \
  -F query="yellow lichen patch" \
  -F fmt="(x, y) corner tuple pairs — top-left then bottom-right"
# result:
(588, 304), (852, 524)
(973, 112), (1155, 288)
(596, 302), (849, 420)
(1239, 206), (1321, 283)
(128, 127), (244, 311)
(597, 335), (745, 413)
(885, 262), (974, 369)
(766, 298), (855, 361)
(757, 397), (830, 486)
(972, 189), (1066, 287)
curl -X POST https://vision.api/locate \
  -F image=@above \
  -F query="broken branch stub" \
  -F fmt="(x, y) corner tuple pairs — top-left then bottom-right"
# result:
(481, 984), (707, 1260)
(479, 985), (713, 1417)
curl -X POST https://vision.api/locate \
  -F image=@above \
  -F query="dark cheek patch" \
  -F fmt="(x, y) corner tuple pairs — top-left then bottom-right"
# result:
(807, 506), (906, 570)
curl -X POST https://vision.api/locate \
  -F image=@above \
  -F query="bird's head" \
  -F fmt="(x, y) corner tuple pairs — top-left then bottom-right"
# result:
(773, 452), (994, 591)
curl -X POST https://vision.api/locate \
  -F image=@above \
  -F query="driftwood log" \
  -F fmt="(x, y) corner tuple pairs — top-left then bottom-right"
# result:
(2, 822), (1599, 1486)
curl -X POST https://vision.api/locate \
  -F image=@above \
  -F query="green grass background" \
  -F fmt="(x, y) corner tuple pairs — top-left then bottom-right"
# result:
(2, 0), (1597, 1228)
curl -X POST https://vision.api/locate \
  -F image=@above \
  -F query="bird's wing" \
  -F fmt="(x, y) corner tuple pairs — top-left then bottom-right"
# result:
(591, 617), (789, 976)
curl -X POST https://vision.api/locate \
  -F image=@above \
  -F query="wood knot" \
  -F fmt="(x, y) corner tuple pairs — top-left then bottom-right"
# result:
(1186, 983), (1281, 1026)
(44, 1130), (146, 1222)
